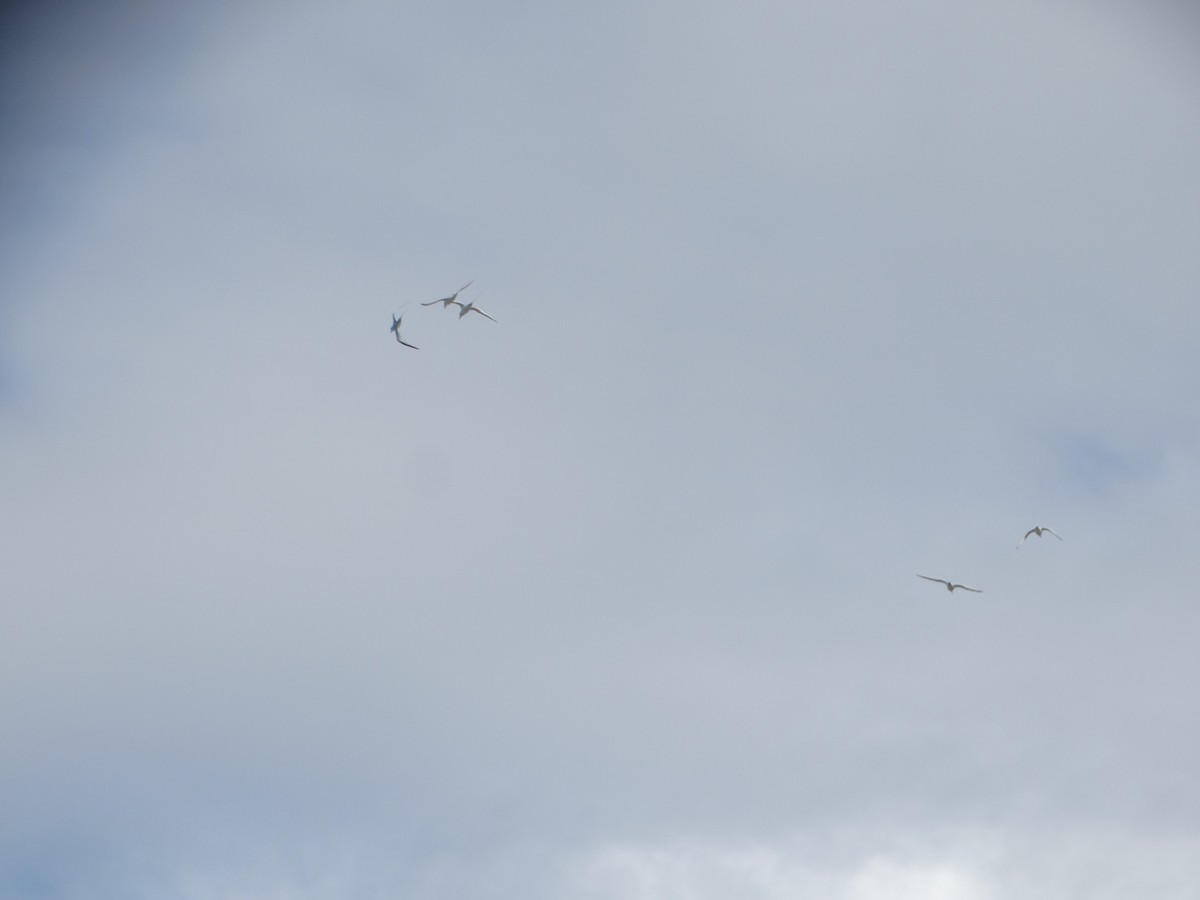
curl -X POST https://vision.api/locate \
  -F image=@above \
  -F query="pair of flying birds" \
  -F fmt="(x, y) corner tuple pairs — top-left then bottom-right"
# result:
(390, 280), (495, 349)
(918, 525), (1062, 593)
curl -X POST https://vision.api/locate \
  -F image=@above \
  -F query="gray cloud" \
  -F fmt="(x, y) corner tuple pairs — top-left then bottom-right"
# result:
(2, 0), (1199, 896)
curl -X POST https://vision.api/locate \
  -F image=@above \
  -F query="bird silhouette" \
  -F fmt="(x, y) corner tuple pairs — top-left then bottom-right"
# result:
(420, 281), (474, 309)
(1016, 525), (1062, 549)
(917, 574), (982, 593)
(390, 315), (419, 349)
(451, 296), (496, 322)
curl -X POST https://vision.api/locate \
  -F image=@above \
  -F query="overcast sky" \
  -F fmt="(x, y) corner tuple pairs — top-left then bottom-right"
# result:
(3, 1), (1200, 897)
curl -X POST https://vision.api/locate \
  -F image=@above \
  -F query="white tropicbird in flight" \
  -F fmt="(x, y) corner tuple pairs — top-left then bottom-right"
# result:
(451, 295), (496, 322)
(917, 574), (983, 593)
(421, 280), (474, 309)
(390, 315), (419, 349)
(1016, 525), (1062, 548)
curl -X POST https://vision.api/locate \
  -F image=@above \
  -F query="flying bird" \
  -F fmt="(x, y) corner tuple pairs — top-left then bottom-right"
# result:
(390, 315), (419, 349)
(917, 574), (983, 593)
(1016, 525), (1062, 548)
(421, 280), (474, 309)
(451, 296), (496, 322)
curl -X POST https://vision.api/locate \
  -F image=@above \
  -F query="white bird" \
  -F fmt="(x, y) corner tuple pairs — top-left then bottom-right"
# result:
(451, 296), (496, 322)
(390, 315), (419, 349)
(917, 574), (982, 593)
(421, 280), (474, 309)
(1016, 525), (1062, 548)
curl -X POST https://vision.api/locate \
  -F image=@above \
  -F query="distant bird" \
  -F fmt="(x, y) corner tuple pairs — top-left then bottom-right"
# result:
(451, 295), (496, 322)
(1016, 525), (1062, 549)
(917, 574), (982, 593)
(390, 315), (419, 349)
(421, 280), (474, 309)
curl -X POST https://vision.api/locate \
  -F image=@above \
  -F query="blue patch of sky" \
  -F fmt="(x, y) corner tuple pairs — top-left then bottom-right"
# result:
(0, 831), (119, 900)
(1055, 431), (1159, 497)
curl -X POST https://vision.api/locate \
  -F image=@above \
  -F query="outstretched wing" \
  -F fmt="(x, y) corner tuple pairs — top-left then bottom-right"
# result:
(1043, 527), (1063, 541)
(956, 584), (983, 593)
(470, 307), (497, 322)
(917, 574), (948, 586)
(398, 339), (419, 350)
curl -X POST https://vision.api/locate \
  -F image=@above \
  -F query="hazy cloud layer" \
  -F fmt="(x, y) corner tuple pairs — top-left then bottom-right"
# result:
(2, 0), (1199, 897)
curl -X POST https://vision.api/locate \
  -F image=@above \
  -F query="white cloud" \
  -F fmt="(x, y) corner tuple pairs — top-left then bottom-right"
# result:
(569, 835), (995, 900)
(567, 827), (1200, 900)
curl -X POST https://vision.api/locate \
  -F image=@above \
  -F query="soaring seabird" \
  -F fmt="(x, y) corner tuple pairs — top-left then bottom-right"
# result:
(420, 281), (474, 309)
(1016, 525), (1062, 549)
(390, 315), (419, 349)
(451, 297), (496, 322)
(917, 574), (983, 593)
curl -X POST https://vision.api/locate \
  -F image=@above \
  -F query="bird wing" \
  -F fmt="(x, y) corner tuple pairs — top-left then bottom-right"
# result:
(1044, 527), (1063, 540)
(399, 339), (419, 350)
(420, 299), (443, 306)
(957, 585), (983, 593)
(471, 307), (497, 322)
(917, 574), (948, 585)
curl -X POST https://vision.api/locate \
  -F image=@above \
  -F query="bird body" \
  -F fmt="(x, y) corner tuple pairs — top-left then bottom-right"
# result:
(390, 315), (419, 349)
(1016, 525), (1062, 549)
(917, 574), (982, 593)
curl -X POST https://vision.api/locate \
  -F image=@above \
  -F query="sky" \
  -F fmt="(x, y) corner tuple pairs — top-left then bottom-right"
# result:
(2, 0), (1200, 897)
